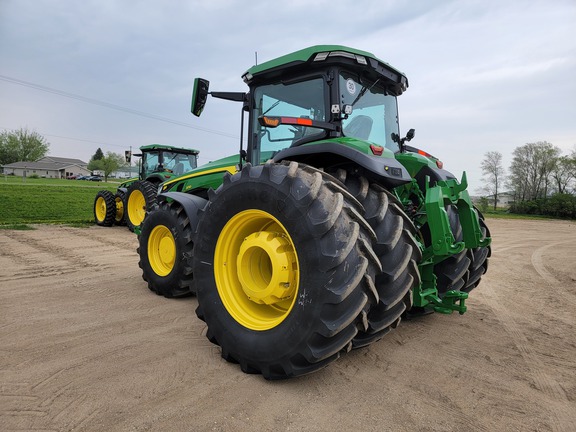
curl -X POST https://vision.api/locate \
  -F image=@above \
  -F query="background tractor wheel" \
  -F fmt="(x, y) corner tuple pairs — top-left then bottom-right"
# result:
(331, 170), (422, 348)
(138, 200), (195, 298)
(194, 162), (380, 379)
(126, 180), (157, 232)
(114, 190), (127, 226)
(462, 210), (491, 293)
(93, 190), (116, 227)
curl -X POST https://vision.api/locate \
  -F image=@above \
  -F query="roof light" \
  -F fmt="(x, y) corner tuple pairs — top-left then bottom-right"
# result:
(314, 51), (367, 65)
(329, 51), (355, 60)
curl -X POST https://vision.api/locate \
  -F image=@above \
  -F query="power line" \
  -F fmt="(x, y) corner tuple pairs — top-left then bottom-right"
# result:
(0, 74), (240, 140)
(0, 125), (125, 148)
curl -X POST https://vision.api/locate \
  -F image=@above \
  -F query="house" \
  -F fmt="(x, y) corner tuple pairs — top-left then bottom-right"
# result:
(1, 156), (91, 179)
(472, 191), (516, 209)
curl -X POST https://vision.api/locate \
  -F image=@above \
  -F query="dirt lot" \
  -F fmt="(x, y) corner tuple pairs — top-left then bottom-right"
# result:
(1, 218), (575, 432)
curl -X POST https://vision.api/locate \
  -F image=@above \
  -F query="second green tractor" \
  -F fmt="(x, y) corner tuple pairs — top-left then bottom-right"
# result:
(93, 144), (199, 231)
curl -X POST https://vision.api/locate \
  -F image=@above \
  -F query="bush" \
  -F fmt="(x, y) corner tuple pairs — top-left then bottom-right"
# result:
(510, 194), (576, 219)
(543, 194), (576, 218)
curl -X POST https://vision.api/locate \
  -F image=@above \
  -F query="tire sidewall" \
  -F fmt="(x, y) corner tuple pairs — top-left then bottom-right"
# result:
(195, 168), (346, 363)
(139, 203), (188, 293)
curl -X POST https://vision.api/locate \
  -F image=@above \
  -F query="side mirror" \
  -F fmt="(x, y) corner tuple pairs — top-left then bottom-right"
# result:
(191, 78), (210, 117)
(405, 128), (415, 142)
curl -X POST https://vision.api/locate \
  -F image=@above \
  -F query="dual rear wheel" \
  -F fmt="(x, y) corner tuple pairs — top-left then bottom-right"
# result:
(193, 162), (384, 378)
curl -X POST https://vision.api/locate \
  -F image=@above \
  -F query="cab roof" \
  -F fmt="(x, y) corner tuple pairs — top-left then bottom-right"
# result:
(242, 45), (408, 94)
(139, 144), (199, 155)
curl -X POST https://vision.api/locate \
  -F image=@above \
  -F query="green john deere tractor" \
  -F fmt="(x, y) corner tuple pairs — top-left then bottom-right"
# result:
(137, 45), (491, 379)
(93, 144), (199, 231)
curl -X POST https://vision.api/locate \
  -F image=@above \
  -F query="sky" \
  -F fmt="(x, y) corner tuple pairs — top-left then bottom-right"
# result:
(1, 0), (575, 192)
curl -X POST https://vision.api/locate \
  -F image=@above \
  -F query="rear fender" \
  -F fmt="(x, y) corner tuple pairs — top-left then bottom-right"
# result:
(273, 142), (412, 188)
(158, 192), (208, 235)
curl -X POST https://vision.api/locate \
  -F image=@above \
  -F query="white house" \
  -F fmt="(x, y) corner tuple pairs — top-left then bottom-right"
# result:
(1, 156), (90, 179)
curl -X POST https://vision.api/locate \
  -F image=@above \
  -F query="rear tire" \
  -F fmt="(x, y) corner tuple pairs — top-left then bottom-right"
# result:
(126, 180), (157, 232)
(194, 162), (380, 379)
(138, 200), (195, 298)
(94, 190), (116, 227)
(331, 170), (422, 348)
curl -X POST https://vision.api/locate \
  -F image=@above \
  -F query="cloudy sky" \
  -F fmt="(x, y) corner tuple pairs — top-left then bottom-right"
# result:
(1, 0), (575, 192)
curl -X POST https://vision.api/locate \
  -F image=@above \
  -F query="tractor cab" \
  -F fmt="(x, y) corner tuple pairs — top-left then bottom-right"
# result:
(243, 46), (408, 161)
(192, 46), (413, 187)
(136, 144), (199, 184)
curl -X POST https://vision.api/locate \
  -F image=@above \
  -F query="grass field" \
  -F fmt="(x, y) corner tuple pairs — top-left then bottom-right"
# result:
(0, 176), (120, 226)
(0, 175), (559, 228)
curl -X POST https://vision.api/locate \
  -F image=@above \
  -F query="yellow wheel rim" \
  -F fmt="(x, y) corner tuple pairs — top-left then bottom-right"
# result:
(115, 196), (125, 222)
(128, 189), (146, 226)
(95, 196), (107, 222)
(214, 210), (299, 331)
(148, 225), (176, 276)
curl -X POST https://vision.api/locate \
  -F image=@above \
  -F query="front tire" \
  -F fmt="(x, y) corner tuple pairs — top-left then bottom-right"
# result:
(138, 200), (195, 298)
(194, 162), (380, 379)
(462, 211), (491, 293)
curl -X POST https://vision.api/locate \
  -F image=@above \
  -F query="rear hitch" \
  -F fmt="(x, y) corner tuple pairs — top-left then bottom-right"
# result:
(424, 290), (468, 315)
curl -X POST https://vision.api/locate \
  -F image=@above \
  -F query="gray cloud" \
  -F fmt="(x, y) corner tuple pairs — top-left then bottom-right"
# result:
(1, 0), (574, 190)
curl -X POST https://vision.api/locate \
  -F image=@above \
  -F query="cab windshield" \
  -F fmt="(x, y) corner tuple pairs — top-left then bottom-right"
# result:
(162, 151), (197, 176)
(340, 71), (400, 152)
(252, 77), (326, 156)
(143, 150), (197, 177)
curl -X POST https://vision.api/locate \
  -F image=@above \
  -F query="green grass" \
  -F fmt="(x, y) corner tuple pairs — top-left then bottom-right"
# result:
(1, 175), (123, 186)
(0, 178), (118, 225)
(482, 208), (558, 220)
(0, 175), (565, 225)
(0, 223), (36, 230)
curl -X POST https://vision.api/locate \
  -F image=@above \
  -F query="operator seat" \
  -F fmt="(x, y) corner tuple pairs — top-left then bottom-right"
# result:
(173, 162), (184, 176)
(344, 115), (373, 140)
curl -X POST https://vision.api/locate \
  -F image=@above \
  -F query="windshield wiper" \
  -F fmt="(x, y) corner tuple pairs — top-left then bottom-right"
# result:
(262, 100), (281, 115)
(350, 78), (381, 107)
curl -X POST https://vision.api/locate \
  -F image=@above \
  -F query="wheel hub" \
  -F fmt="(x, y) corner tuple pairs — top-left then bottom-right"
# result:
(148, 225), (176, 276)
(95, 197), (106, 221)
(214, 209), (300, 330)
(128, 190), (146, 224)
(236, 231), (296, 305)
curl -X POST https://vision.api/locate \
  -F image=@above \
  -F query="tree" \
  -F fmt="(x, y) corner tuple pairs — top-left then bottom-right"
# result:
(89, 151), (125, 182)
(480, 151), (505, 210)
(550, 155), (576, 194)
(93, 148), (104, 161)
(87, 148), (105, 171)
(508, 141), (561, 201)
(0, 128), (50, 165)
